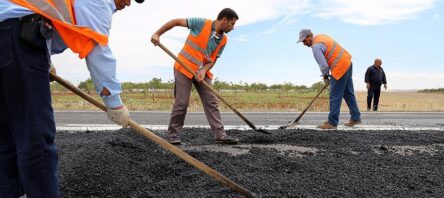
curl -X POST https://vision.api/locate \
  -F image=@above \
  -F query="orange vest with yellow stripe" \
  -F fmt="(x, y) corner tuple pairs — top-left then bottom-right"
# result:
(313, 34), (352, 80)
(10, 0), (108, 58)
(174, 19), (227, 80)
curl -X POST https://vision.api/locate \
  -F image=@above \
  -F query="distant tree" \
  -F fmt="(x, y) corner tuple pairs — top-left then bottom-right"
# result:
(122, 82), (137, 90)
(163, 79), (174, 90)
(294, 85), (308, 92)
(50, 82), (67, 91)
(418, 88), (444, 93)
(214, 78), (231, 90)
(250, 83), (268, 91)
(270, 84), (282, 90)
(148, 78), (163, 89)
(310, 81), (325, 92)
(281, 82), (294, 92)
(78, 78), (95, 91)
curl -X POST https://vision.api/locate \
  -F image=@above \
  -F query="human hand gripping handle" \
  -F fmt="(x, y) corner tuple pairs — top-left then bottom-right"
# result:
(323, 74), (330, 85)
(196, 68), (207, 82)
(107, 105), (130, 128)
(151, 33), (160, 46)
(48, 72), (256, 197)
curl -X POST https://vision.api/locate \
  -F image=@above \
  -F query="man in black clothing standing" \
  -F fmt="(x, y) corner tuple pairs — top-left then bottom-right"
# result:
(365, 59), (387, 111)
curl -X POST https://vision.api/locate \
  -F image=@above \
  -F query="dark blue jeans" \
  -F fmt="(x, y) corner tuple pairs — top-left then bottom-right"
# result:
(328, 64), (361, 126)
(0, 18), (59, 198)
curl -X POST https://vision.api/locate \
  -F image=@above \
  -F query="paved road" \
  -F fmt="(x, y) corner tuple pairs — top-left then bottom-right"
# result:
(55, 111), (444, 128)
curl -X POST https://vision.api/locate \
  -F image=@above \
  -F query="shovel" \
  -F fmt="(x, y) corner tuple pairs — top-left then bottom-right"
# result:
(49, 72), (257, 198)
(279, 82), (329, 129)
(157, 43), (270, 134)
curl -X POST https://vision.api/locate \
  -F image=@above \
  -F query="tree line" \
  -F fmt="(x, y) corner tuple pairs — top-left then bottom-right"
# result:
(418, 88), (444, 93)
(50, 77), (326, 92)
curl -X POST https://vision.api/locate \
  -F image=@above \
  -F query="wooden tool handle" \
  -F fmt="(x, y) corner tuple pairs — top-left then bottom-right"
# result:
(49, 72), (256, 198)
(294, 83), (329, 123)
(157, 43), (260, 131)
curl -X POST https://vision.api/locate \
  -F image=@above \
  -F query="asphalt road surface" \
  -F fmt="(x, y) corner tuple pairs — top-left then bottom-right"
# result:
(55, 111), (444, 128)
(52, 111), (444, 197)
(58, 128), (444, 198)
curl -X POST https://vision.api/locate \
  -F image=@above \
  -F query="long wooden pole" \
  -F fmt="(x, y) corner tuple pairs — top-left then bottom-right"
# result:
(49, 72), (256, 198)
(280, 83), (329, 129)
(157, 43), (269, 134)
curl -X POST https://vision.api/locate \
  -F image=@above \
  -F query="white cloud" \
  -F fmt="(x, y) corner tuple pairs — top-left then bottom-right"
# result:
(259, 0), (311, 34)
(51, 0), (439, 88)
(315, 0), (436, 25)
(52, 0), (312, 83)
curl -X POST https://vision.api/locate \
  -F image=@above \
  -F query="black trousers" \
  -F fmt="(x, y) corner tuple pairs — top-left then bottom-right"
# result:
(367, 84), (381, 111)
(0, 18), (59, 198)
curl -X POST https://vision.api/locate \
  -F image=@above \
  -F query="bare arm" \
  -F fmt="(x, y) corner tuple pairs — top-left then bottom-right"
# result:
(151, 19), (187, 45)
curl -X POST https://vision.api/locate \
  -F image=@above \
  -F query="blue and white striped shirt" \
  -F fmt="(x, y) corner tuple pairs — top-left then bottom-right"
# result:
(0, 0), (122, 108)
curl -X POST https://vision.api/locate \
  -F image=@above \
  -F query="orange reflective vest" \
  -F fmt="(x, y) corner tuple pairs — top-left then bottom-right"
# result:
(174, 19), (227, 80)
(313, 34), (352, 80)
(10, 0), (108, 58)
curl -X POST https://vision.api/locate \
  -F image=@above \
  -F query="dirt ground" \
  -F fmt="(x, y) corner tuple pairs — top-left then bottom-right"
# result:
(56, 128), (444, 198)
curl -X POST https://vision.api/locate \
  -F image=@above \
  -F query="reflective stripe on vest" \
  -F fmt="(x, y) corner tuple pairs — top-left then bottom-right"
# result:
(52, 0), (75, 24)
(326, 42), (336, 61)
(25, 0), (73, 23)
(313, 34), (351, 80)
(331, 48), (344, 68)
(174, 19), (227, 80)
(10, 0), (108, 58)
(180, 49), (203, 66)
(184, 39), (206, 54)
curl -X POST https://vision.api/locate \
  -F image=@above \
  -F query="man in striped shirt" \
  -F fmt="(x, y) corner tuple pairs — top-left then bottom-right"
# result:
(151, 8), (239, 145)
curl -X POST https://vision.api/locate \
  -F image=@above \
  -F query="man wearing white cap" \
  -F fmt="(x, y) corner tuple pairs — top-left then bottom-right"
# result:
(298, 29), (361, 129)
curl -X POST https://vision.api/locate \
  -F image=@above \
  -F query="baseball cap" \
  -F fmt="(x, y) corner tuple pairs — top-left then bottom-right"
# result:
(297, 29), (312, 43)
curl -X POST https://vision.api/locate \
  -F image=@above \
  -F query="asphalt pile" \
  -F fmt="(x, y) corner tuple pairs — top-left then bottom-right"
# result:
(57, 128), (444, 197)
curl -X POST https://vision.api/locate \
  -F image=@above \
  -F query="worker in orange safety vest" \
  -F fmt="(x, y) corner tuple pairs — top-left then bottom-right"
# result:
(298, 29), (362, 129)
(151, 8), (240, 145)
(0, 0), (144, 197)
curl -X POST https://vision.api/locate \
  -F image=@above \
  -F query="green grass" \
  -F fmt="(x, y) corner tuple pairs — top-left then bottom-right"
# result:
(51, 90), (444, 112)
(51, 90), (329, 112)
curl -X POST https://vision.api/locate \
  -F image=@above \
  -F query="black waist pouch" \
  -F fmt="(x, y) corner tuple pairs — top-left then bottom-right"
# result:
(20, 14), (53, 50)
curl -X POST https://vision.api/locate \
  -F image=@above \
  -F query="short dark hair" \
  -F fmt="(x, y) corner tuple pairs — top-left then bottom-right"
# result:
(217, 8), (239, 20)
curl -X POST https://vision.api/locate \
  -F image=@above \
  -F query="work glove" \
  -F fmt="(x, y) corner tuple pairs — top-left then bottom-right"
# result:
(107, 105), (130, 128)
(323, 74), (330, 85)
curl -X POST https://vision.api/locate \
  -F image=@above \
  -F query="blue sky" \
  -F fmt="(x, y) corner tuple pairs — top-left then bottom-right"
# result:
(52, 0), (444, 90)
